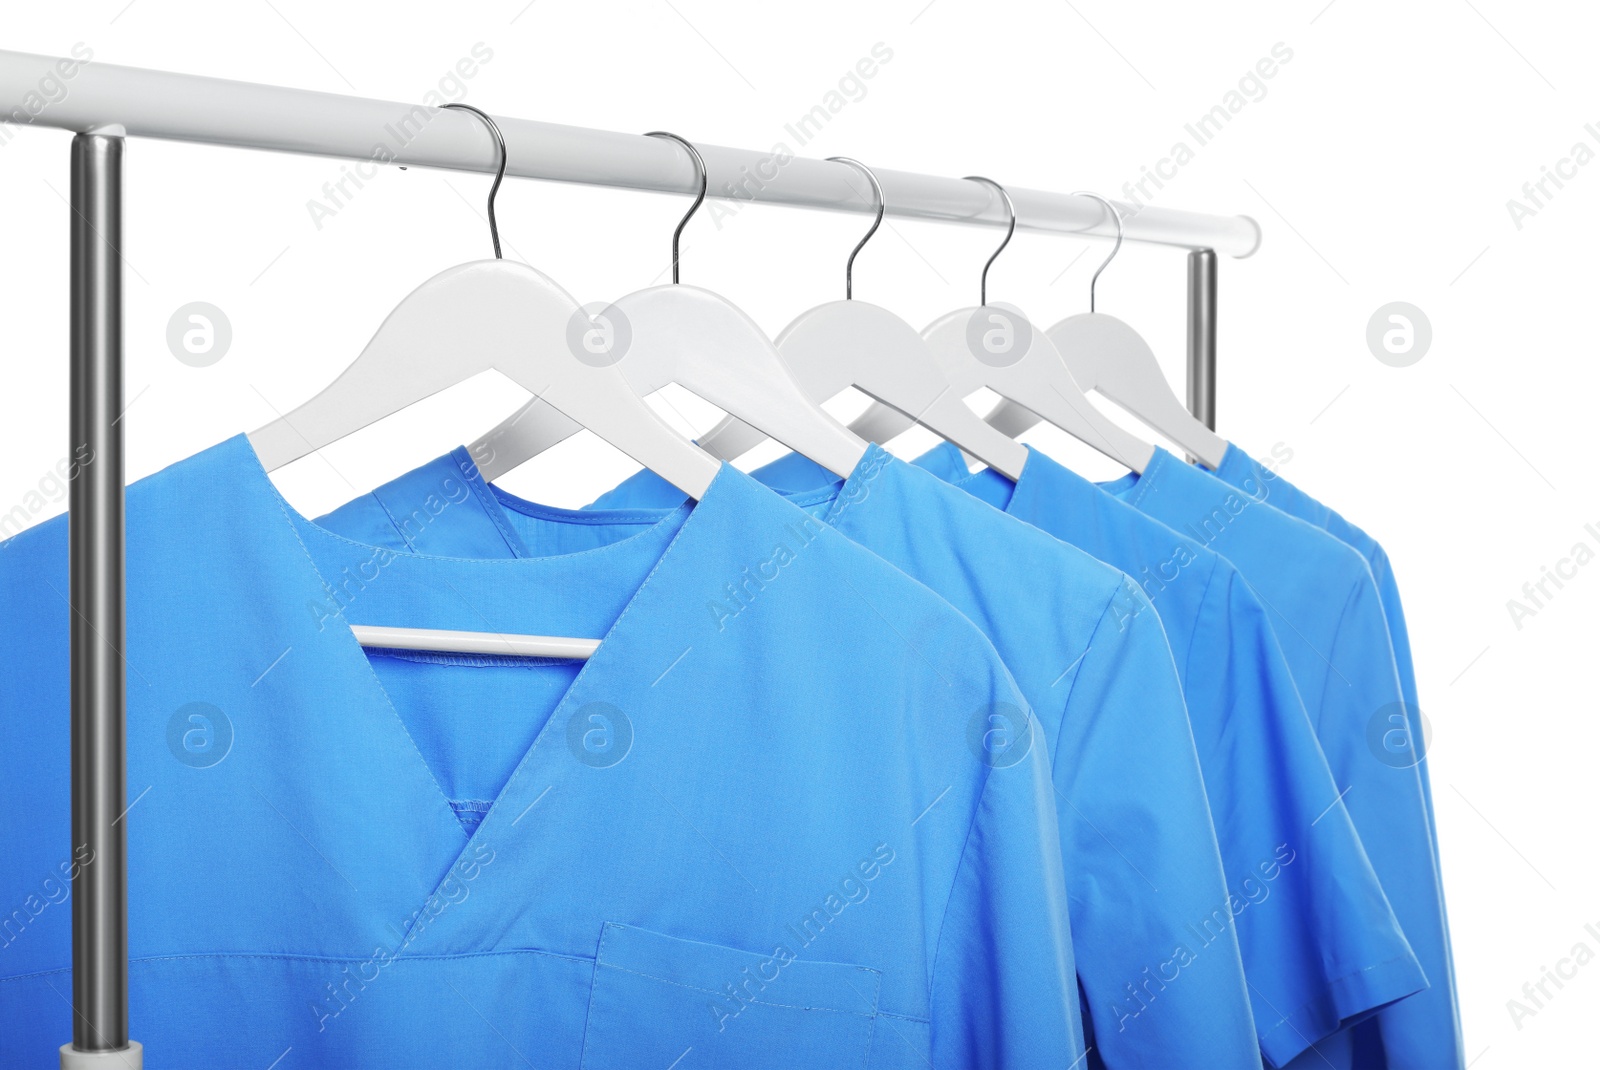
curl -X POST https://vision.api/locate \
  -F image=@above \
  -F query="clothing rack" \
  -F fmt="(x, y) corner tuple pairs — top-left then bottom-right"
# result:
(0, 47), (1258, 1066)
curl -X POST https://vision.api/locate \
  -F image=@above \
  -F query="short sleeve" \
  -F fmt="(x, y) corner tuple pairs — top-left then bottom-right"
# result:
(1311, 576), (1462, 1064)
(1192, 567), (1426, 1064)
(931, 699), (1086, 1068)
(1050, 576), (1260, 1066)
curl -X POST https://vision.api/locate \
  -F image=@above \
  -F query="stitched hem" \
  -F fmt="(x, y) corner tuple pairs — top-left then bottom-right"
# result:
(1258, 952), (1430, 1067)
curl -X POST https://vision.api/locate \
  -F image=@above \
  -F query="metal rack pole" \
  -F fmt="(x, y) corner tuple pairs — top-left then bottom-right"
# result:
(0, 50), (1261, 257)
(65, 131), (141, 1068)
(1186, 248), (1218, 429)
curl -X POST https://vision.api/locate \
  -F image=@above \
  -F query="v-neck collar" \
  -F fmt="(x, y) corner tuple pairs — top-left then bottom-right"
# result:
(227, 435), (777, 947)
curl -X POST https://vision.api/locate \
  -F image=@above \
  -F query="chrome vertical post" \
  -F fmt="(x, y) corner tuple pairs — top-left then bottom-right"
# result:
(66, 130), (140, 1068)
(1186, 248), (1218, 429)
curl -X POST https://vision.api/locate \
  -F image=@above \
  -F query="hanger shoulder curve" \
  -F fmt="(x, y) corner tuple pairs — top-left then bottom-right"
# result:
(921, 307), (1154, 474)
(692, 298), (914, 462)
(248, 259), (720, 498)
(695, 299), (1026, 480)
(1048, 311), (1228, 469)
(249, 260), (547, 471)
(698, 298), (926, 461)
(471, 283), (868, 482)
(791, 302), (1027, 479)
(608, 284), (867, 478)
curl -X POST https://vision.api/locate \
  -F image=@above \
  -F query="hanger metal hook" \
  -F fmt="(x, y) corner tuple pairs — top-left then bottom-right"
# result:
(441, 103), (506, 259)
(1071, 190), (1124, 313)
(827, 157), (885, 300)
(964, 175), (1016, 307)
(645, 131), (708, 284)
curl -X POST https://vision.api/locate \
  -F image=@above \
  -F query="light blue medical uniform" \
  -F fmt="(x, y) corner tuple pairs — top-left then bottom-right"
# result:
(595, 444), (1430, 1067)
(1209, 441), (1457, 1038)
(1088, 445), (1462, 1070)
(0, 435), (1084, 1069)
(318, 444), (1264, 1069)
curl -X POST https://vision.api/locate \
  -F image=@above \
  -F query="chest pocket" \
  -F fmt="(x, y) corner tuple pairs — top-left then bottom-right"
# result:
(580, 922), (882, 1069)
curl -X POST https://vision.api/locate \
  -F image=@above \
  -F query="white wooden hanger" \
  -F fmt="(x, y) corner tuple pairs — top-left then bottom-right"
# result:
(248, 106), (722, 659)
(692, 158), (1027, 480)
(987, 192), (1228, 467)
(467, 132), (868, 483)
(855, 177), (1153, 474)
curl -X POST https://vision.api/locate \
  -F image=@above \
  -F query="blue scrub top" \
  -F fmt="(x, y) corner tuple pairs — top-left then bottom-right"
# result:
(1213, 444), (1420, 715)
(1210, 441), (1456, 1013)
(1091, 445), (1462, 1069)
(319, 444), (1263, 1069)
(0, 435), (1085, 1069)
(594, 445), (1430, 1067)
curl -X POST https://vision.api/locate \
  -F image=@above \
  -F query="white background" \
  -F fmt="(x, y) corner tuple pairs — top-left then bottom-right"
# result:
(1, 1), (1595, 1063)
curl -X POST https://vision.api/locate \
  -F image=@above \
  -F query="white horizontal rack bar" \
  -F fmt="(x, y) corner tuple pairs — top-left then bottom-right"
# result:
(0, 49), (1259, 256)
